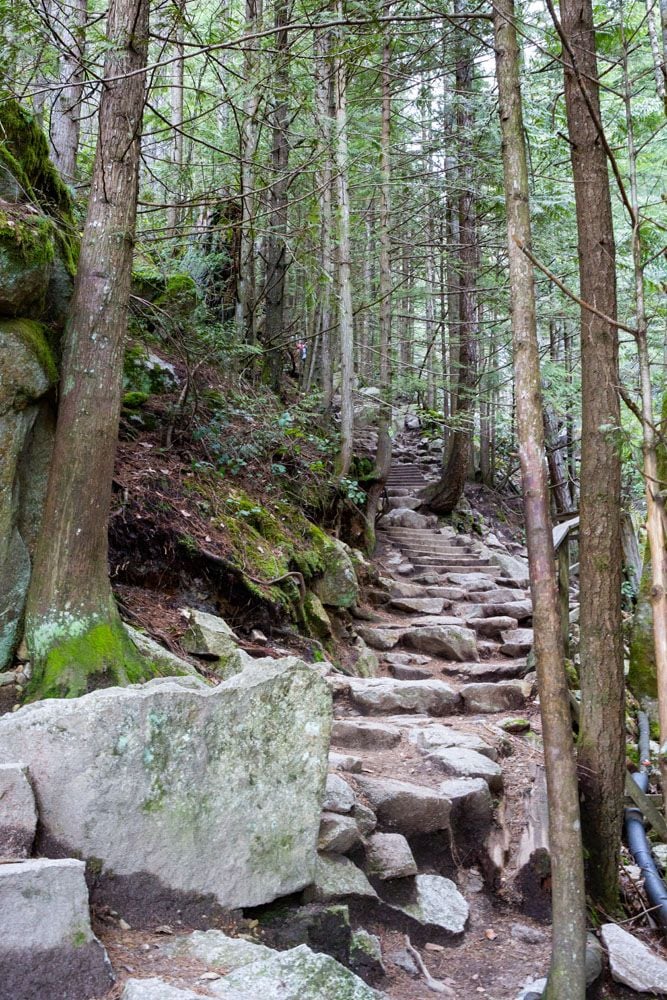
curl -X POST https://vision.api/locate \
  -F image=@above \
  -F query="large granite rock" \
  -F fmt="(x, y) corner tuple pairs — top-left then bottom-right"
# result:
(491, 551), (530, 586)
(0, 761), (37, 856)
(426, 746), (503, 792)
(382, 509), (437, 529)
(162, 929), (275, 970)
(364, 832), (417, 880)
(0, 858), (114, 1000)
(303, 853), (377, 902)
(181, 608), (245, 677)
(601, 923), (667, 993)
(0, 661), (332, 921)
(403, 624), (478, 661)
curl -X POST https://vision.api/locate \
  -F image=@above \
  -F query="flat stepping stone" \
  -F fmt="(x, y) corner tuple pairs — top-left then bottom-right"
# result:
(390, 581), (431, 598)
(354, 626), (403, 651)
(441, 660), (529, 682)
(346, 677), (460, 716)
(161, 928), (274, 971)
(407, 615), (466, 627)
(426, 747), (503, 792)
(482, 600), (533, 621)
(426, 586), (465, 601)
(364, 832), (417, 880)
(447, 573), (496, 589)
(461, 679), (531, 714)
(466, 615), (518, 638)
(304, 853), (377, 902)
(408, 723), (498, 760)
(331, 719), (401, 749)
(403, 624), (478, 661)
(384, 651), (432, 666)
(468, 587), (528, 604)
(500, 628), (534, 657)
(381, 874), (469, 936)
(601, 923), (667, 993)
(354, 775), (451, 835)
(390, 596), (446, 615)
(388, 663), (432, 680)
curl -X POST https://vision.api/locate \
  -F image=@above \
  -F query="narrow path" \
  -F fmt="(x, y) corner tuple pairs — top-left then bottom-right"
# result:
(321, 444), (552, 999)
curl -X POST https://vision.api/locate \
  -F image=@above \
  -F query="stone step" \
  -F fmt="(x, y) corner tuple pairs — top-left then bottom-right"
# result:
(406, 556), (491, 567)
(500, 628), (534, 657)
(441, 659), (529, 682)
(389, 596), (448, 615)
(461, 679), (531, 714)
(466, 615), (519, 638)
(338, 677), (462, 716)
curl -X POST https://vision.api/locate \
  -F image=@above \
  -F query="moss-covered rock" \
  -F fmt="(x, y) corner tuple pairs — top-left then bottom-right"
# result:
(181, 608), (246, 679)
(0, 207), (57, 317)
(312, 536), (359, 609)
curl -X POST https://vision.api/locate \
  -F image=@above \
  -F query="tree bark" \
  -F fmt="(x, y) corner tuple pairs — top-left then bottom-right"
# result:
(333, 0), (354, 477)
(558, 0), (624, 912)
(493, 3), (587, 994)
(314, 24), (335, 410)
(263, 0), (291, 390)
(423, 12), (475, 513)
(166, 0), (185, 243)
(25, 0), (153, 699)
(49, 0), (86, 183)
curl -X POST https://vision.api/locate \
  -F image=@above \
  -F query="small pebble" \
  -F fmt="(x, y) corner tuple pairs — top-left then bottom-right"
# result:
(118, 918), (131, 931)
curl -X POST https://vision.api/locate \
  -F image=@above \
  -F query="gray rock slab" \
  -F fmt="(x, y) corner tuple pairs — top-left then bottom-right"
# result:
(492, 552), (529, 586)
(440, 777), (493, 841)
(354, 776), (451, 835)
(383, 509), (437, 529)
(323, 774), (356, 814)
(347, 677), (460, 716)
(364, 832), (417, 880)
(382, 874), (468, 936)
(426, 747), (503, 792)
(462, 680), (530, 714)
(601, 923), (667, 993)
(408, 724), (497, 760)
(0, 661), (332, 917)
(0, 858), (114, 1000)
(162, 929), (275, 970)
(0, 762), (36, 857)
(318, 812), (363, 854)
(328, 751), (363, 773)
(403, 624), (478, 662)
(446, 574), (495, 590)
(501, 629), (534, 657)
(482, 601), (532, 621)
(467, 616), (518, 638)
(331, 719), (401, 750)
(468, 588), (528, 604)
(390, 597), (446, 615)
(123, 981), (217, 1000)
(426, 586), (465, 601)
(125, 625), (199, 678)
(211, 944), (386, 999)
(442, 660), (529, 682)
(181, 608), (244, 677)
(303, 854), (377, 903)
(388, 663), (432, 680)
(355, 626), (403, 651)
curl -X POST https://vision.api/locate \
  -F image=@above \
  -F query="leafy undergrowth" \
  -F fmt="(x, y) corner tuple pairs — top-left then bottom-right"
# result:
(110, 340), (355, 663)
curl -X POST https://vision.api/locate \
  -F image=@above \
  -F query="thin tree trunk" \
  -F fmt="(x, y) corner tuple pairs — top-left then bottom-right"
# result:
(423, 12), (475, 513)
(494, 4), (587, 994)
(25, 0), (152, 699)
(333, 0), (354, 477)
(235, 0), (263, 344)
(366, 34), (393, 548)
(166, 0), (185, 242)
(558, 0), (624, 912)
(263, 0), (291, 390)
(646, 0), (667, 110)
(50, 0), (86, 183)
(314, 25), (335, 410)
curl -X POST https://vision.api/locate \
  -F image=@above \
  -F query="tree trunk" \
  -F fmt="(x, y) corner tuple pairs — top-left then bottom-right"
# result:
(494, 3), (587, 994)
(365, 34), (393, 549)
(25, 0), (153, 699)
(50, 0), (86, 183)
(423, 13), (475, 513)
(558, 0), (624, 912)
(333, 0), (354, 477)
(314, 25), (335, 410)
(166, 0), (185, 243)
(263, 0), (291, 390)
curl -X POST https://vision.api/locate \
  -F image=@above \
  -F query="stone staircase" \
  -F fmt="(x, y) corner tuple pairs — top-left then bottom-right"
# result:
(308, 457), (552, 997)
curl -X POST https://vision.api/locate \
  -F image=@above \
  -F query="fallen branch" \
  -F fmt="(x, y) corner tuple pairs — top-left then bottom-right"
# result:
(403, 936), (454, 996)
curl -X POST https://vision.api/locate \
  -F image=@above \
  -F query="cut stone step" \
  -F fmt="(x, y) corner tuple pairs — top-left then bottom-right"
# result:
(466, 615), (519, 638)
(403, 624), (478, 661)
(467, 588), (529, 604)
(408, 723), (497, 760)
(500, 628), (534, 657)
(329, 751), (363, 773)
(344, 677), (461, 716)
(353, 775), (451, 835)
(482, 600), (533, 622)
(426, 746), (503, 792)
(441, 777), (494, 844)
(441, 660), (529, 682)
(388, 663), (432, 681)
(447, 573), (497, 589)
(364, 832), (418, 881)
(354, 626), (404, 651)
(383, 651), (432, 667)
(461, 679), (531, 714)
(331, 718), (402, 750)
(389, 597), (447, 615)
